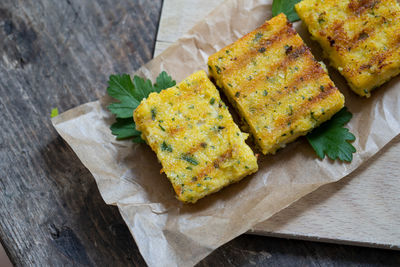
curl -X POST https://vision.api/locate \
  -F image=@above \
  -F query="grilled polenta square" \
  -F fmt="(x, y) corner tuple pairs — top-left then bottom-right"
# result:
(134, 71), (258, 203)
(296, 0), (400, 97)
(208, 14), (344, 155)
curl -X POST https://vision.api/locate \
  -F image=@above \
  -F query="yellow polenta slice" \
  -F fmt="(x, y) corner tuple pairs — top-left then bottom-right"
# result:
(208, 13), (344, 155)
(134, 70), (258, 203)
(296, 0), (400, 97)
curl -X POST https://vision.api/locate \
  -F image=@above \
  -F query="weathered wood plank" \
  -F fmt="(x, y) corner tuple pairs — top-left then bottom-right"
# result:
(0, 0), (162, 265)
(198, 235), (400, 267)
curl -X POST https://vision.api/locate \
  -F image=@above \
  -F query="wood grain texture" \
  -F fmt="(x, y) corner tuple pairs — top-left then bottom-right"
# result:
(154, 0), (225, 56)
(253, 134), (400, 249)
(1, 0), (400, 266)
(198, 235), (400, 267)
(155, 0), (400, 250)
(0, 0), (161, 265)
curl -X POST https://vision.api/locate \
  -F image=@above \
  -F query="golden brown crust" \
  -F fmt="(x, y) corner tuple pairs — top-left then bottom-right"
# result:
(208, 13), (344, 154)
(296, 0), (400, 96)
(134, 71), (258, 203)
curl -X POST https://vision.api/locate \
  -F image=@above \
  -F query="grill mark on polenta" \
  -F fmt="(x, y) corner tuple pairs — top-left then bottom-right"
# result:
(273, 84), (338, 132)
(219, 26), (297, 77)
(323, 26), (399, 78)
(325, 21), (349, 52)
(234, 53), (324, 115)
(322, 13), (376, 52)
(345, 33), (400, 77)
(247, 66), (328, 123)
(348, 0), (380, 16)
(196, 149), (233, 180)
(357, 52), (391, 74)
(348, 30), (373, 50)
(326, 23), (366, 53)
(188, 142), (208, 154)
(262, 64), (327, 109)
(287, 45), (309, 60)
(208, 19), (285, 71)
(331, 16), (390, 53)
(284, 62), (326, 91)
(228, 45), (309, 97)
(168, 126), (185, 136)
(321, 2), (398, 55)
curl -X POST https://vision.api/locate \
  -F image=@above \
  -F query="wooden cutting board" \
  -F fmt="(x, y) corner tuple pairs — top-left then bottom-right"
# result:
(155, 0), (400, 250)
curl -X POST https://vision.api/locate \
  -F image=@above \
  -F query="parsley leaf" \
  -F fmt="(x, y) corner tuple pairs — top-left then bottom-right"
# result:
(154, 71), (177, 92)
(107, 74), (143, 119)
(110, 118), (140, 140)
(132, 76), (154, 101)
(272, 0), (302, 22)
(50, 107), (59, 118)
(107, 71), (175, 142)
(306, 108), (356, 162)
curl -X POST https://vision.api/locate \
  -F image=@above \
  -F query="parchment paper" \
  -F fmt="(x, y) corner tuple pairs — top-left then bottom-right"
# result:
(52, 0), (400, 266)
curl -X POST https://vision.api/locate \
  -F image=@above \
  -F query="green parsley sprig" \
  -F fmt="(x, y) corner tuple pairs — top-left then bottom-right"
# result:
(272, 0), (302, 22)
(306, 108), (356, 162)
(107, 71), (176, 142)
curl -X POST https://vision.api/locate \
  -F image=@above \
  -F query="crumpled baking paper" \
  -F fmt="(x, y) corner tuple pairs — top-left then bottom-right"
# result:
(52, 0), (400, 266)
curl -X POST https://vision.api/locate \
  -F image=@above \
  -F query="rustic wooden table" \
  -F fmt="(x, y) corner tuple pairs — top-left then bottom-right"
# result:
(1, 0), (400, 266)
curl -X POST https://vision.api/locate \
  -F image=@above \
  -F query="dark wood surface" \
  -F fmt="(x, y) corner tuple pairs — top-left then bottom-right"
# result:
(0, 0), (399, 266)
